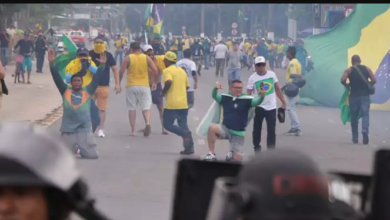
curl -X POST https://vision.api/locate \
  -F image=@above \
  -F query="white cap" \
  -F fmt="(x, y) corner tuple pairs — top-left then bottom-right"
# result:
(143, 44), (153, 52)
(261, 38), (266, 41)
(254, 56), (266, 65)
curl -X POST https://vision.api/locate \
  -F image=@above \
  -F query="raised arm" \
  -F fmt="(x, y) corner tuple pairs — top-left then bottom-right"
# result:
(212, 83), (223, 103)
(47, 49), (67, 94)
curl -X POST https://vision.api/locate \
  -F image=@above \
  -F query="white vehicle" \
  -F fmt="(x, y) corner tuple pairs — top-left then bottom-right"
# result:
(57, 42), (64, 54)
(68, 31), (86, 47)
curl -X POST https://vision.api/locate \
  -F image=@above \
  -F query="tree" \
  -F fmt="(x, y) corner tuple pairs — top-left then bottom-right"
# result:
(285, 4), (313, 30)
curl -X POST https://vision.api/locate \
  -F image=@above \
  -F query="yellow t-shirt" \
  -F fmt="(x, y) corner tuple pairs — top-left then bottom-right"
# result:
(286, 58), (302, 81)
(126, 53), (149, 88)
(162, 65), (189, 110)
(277, 44), (284, 54)
(170, 40), (178, 51)
(227, 41), (232, 50)
(245, 42), (251, 53)
(155, 55), (166, 73)
(183, 39), (189, 50)
(115, 40), (123, 51)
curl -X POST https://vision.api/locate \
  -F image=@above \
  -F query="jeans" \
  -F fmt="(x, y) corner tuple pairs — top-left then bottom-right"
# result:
(253, 107), (277, 151)
(36, 52), (45, 72)
(215, 58), (225, 76)
(286, 95), (300, 130)
(349, 95), (370, 142)
(227, 68), (241, 86)
(1, 47), (8, 66)
(177, 51), (184, 60)
(115, 51), (123, 66)
(204, 53), (210, 69)
(163, 109), (191, 139)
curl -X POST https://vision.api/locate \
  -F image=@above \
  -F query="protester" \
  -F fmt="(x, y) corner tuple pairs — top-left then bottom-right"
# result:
(35, 30), (46, 73)
(114, 34), (124, 66)
(141, 44), (168, 134)
(177, 48), (198, 109)
(0, 28), (10, 69)
(341, 55), (376, 144)
(152, 37), (165, 55)
(226, 41), (243, 86)
(89, 35), (120, 138)
(177, 37), (184, 60)
(214, 40), (229, 77)
(48, 47), (106, 159)
(119, 42), (158, 136)
(14, 32), (34, 84)
(161, 51), (194, 155)
(204, 80), (265, 162)
(190, 38), (204, 76)
(285, 46), (302, 135)
(202, 38), (211, 69)
(247, 56), (286, 152)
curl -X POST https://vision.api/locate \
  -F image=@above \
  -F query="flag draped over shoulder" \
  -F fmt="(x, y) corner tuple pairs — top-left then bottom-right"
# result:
(196, 100), (255, 138)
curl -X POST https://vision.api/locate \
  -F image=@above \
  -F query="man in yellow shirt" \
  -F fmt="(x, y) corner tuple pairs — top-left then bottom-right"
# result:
(114, 34), (124, 66)
(285, 46), (302, 136)
(226, 38), (233, 51)
(161, 51), (194, 155)
(119, 42), (158, 137)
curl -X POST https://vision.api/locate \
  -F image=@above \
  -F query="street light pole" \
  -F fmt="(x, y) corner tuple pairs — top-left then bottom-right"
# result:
(312, 4), (321, 35)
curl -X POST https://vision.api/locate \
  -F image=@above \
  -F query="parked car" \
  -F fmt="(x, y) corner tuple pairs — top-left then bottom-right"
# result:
(68, 31), (85, 47)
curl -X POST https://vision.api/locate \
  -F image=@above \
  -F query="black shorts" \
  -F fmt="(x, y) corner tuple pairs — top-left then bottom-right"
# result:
(151, 83), (163, 106)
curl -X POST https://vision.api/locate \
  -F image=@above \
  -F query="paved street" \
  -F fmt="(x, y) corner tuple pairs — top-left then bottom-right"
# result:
(47, 61), (390, 219)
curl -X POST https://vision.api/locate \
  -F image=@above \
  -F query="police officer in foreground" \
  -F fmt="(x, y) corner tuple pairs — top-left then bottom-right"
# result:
(0, 122), (109, 220)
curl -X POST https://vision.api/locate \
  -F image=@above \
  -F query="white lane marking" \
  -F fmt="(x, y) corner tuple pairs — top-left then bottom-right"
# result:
(198, 139), (205, 145)
(193, 116), (200, 121)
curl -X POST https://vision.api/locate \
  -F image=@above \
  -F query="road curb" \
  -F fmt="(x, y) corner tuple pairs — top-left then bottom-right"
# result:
(34, 105), (63, 128)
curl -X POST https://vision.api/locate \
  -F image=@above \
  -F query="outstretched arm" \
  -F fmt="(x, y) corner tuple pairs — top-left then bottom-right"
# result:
(212, 87), (222, 103)
(49, 64), (67, 94)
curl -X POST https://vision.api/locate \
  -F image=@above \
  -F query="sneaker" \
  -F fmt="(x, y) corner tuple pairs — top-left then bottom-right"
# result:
(204, 152), (217, 161)
(180, 149), (194, 155)
(225, 151), (234, 161)
(285, 128), (297, 135)
(363, 132), (369, 145)
(295, 129), (302, 136)
(98, 129), (105, 138)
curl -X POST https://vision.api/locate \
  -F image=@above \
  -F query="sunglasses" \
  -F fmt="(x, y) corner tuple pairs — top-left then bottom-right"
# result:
(255, 63), (266, 67)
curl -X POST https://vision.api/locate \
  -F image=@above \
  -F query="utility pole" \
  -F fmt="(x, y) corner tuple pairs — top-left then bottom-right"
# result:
(267, 4), (274, 40)
(312, 4), (321, 35)
(200, 4), (205, 37)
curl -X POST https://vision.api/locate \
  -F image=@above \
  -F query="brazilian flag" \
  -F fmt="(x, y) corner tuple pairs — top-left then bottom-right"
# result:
(298, 4), (390, 110)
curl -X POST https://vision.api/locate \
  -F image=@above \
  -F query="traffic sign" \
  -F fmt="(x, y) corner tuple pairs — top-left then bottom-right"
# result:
(232, 22), (238, 29)
(181, 26), (186, 31)
(231, 28), (238, 36)
(345, 8), (353, 17)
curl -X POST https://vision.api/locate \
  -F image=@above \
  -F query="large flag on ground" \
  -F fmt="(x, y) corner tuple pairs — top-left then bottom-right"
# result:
(54, 34), (78, 79)
(151, 4), (165, 39)
(298, 4), (390, 111)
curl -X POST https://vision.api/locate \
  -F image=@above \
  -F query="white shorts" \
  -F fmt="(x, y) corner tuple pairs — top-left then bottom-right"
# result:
(126, 86), (152, 111)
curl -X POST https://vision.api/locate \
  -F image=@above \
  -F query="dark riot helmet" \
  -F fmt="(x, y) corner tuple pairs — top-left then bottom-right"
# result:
(207, 149), (331, 220)
(0, 122), (110, 220)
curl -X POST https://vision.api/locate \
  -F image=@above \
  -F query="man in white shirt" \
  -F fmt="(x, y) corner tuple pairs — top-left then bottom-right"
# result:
(247, 56), (286, 153)
(176, 48), (198, 109)
(213, 40), (229, 77)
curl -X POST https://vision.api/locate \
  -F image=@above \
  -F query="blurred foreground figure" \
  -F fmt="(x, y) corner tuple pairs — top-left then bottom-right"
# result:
(0, 123), (110, 220)
(207, 149), (360, 220)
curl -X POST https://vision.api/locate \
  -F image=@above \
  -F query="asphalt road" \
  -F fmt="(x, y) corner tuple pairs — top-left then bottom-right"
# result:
(47, 51), (390, 219)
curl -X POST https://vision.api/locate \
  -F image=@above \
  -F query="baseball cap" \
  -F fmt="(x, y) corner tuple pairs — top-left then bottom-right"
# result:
(143, 44), (153, 52)
(164, 51), (177, 62)
(77, 47), (89, 56)
(254, 56), (266, 65)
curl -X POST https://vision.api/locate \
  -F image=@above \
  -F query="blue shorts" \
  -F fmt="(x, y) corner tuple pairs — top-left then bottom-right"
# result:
(22, 56), (32, 72)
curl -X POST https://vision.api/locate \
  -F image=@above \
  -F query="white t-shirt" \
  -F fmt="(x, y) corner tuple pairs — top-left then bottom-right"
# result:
(176, 58), (196, 92)
(247, 71), (279, 110)
(214, 43), (228, 59)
